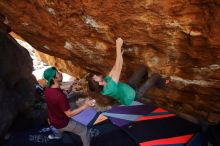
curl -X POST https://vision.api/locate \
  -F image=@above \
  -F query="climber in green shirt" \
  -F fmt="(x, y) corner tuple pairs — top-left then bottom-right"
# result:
(87, 38), (170, 106)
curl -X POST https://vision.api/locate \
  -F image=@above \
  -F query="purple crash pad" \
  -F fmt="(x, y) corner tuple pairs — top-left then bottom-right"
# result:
(71, 108), (97, 126)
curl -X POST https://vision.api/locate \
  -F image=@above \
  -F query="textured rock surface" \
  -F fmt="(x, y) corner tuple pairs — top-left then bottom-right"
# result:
(0, 23), (36, 139)
(0, 0), (220, 122)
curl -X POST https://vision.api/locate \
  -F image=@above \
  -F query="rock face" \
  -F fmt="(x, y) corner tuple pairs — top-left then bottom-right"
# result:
(0, 1), (220, 122)
(0, 22), (35, 139)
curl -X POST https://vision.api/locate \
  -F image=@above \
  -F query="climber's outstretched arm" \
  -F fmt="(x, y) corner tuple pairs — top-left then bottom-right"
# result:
(108, 38), (124, 83)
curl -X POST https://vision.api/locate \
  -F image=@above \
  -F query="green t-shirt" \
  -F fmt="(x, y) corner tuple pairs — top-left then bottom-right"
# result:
(101, 76), (136, 105)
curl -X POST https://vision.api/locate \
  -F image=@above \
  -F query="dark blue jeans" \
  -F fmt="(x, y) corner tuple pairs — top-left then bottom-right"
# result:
(127, 65), (163, 98)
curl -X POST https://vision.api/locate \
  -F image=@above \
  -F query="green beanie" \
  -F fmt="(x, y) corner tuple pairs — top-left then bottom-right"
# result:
(43, 67), (57, 86)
